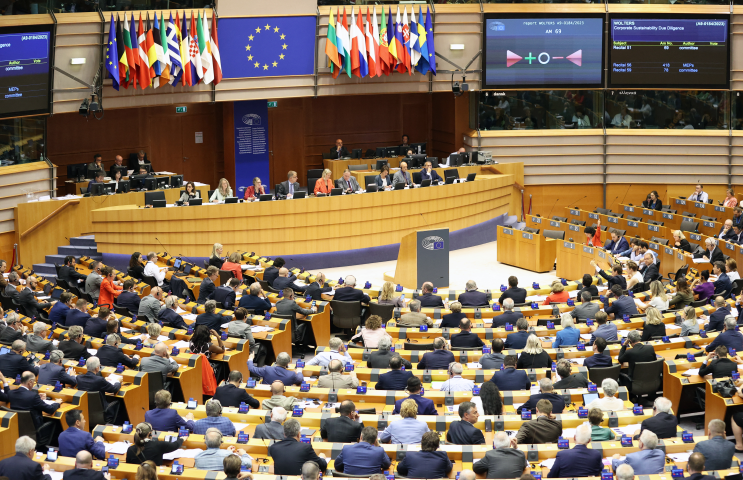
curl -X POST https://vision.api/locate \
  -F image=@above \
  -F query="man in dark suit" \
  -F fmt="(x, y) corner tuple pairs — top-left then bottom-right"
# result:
(446, 401), (485, 444)
(584, 338), (614, 369)
(65, 300), (92, 328)
(263, 258), (285, 287)
(128, 150), (150, 171)
(639, 397), (678, 439)
(493, 298), (524, 328)
(61, 451), (108, 480)
(604, 232), (629, 256)
(498, 276), (527, 305)
(417, 338), (455, 370)
(695, 238), (725, 264)
(552, 359), (588, 389)
(699, 346), (738, 378)
(605, 285), (639, 319)
(420, 161), (443, 183)
(685, 452), (717, 480)
(457, 280), (489, 307)
(49, 292), (73, 326)
(374, 355), (413, 390)
(75, 357), (121, 423)
(592, 261), (627, 291)
(58, 410), (106, 459)
(451, 319), (485, 348)
(490, 355), (531, 391)
(269, 419), (328, 475)
(548, 424), (603, 478)
(196, 300), (225, 332)
(305, 272), (332, 300)
(158, 296), (188, 329)
(4, 271), (21, 303)
(274, 267), (306, 293)
(0, 311), (28, 345)
(367, 339), (413, 369)
(0, 435), (53, 480)
(59, 256), (87, 285)
(320, 400), (364, 442)
(197, 267), (219, 304)
(59, 326), (92, 361)
(712, 261), (732, 298)
(212, 278), (239, 309)
(330, 139), (350, 159)
(717, 220), (736, 242)
(238, 282), (273, 315)
(640, 252), (660, 284)
(479, 339), (506, 369)
(38, 350), (77, 386)
(116, 280), (141, 315)
(108, 154), (126, 178)
(730, 225), (743, 245)
(9, 372), (61, 431)
(441, 303), (467, 329)
(705, 316), (743, 352)
(516, 378), (565, 414)
(96, 334), (139, 369)
(334, 275), (371, 303)
(19, 276), (53, 318)
(704, 296), (730, 331)
(277, 171), (301, 198)
(83, 308), (111, 339)
(213, 370), (260, 409)
(504, 318), (530, 349)
(618, 330), (658, 389)
(0, 339), (38, 378)
(145, 389), (195, 432)
(417, 282), (444, 308)
(392, 377), (437, 415)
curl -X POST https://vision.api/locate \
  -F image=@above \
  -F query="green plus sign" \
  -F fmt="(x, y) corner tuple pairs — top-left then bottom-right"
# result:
(525, 52), (536, 64)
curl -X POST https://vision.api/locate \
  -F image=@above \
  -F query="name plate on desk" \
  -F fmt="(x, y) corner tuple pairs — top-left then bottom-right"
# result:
(532, 217), (542, 224)
(676, 199), (686, 205)
(647, 225), (659, 232)
(570, 209), (580, 216)
(563, 242), (575, 249)
(715, 205), (726, 212)
(663, 213), (673, 220)
(608, 217), (618, 224)
(583, 246), (594, 254)
(739, 246), (743, 255)
(628, 221), (638, 227)
(665, 247), (674, 255)
(588, 213), (599, 220)
(649, 243), (659, 251)
(522, 232), (533, 240)
(624, 206), (634, 212)
(502, 228), (513, 235)
(643, 209), (653, 216)
(683, 217), (694, 222)
(597, 251), (607, 260)
(703, 221), (715, 228)
(690, 234), (702, 241)
(727, 242), (735, 251)
(569, 225), (580, 232)
(677, 252), (685, 260)
(550, 221), (560, 227)
(695, 202), (705, 209)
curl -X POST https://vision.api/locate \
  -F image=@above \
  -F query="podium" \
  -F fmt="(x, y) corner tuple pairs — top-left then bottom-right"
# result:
(392, 229), (450, 290)
(497, 226), (556, 273)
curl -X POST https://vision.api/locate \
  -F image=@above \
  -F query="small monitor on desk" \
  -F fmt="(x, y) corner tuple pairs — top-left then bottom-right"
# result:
(101, 183), (115, 195)
(407, 154), (426, 168)
(189, 198), (203, 206)
(331, 188), (343, 196)
(86, 167), (103, 180)
(293, 191), (306, 199)
(375, 147), (386, 158)
(156, 177), (169, 189)
(259, 194), (273, 201)
(116, 180), (130, 193)
(110, 165), (128, 179)
(375, 160), (388, 171)
(409, 142), (426, 154)
(144, 177), (158, 191)
(89, 183), (104, 196)
(385, 146), (399, 157)
(352, 148), (362, 159)
(152, 200), (166, 208)
(170, 175), (183, 188)
(225, 197), (238, 204)
(67, 163), (86, 181)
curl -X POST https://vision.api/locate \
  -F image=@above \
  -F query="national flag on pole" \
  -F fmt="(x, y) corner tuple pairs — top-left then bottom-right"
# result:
(137, 14), (151, 88)
(325, 9), (340, 76)
(401, 7), (411, 75)
(198, 11), (213, 84)
(189, 12), (204, 84)
(415, 7), (431, 75)
(388, 7), (399, 68)
(387, 7), (394, 68)
(409, 8), (420, 69)
(349, 8), (359, 77)
(105, 15), (120, 90)
(210, 14), (222, 85)
(371, 8), (381, 77)
(365, 8), (376, 78)
(378, 8), (390, 76)
(425, 7), (436, 75)
(157, 13), (170, 85)
(180, 12), (192, 86)
(116, 15), (129, 88)
(167, 12), (183, 85)
(351, 8), (368, 77)
(338, 8), (351, 78)
(145, 14), (158, 86)
(393, 7), (406, 73)
(124, 13), (139, 88)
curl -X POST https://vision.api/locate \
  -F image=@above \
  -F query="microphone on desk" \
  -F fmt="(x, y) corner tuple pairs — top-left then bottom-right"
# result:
(608, 196), (619, 211)
(618, 184), (633, 208)
(419, 213), (429, 227)
(573, 196), (588, 209)
(154, 237), (169, 257)
(546, 198), (560, 221)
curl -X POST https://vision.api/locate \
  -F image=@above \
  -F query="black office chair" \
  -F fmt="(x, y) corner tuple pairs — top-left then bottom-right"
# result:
(543, 230), (565, 240)
(701, 215), (718, 222)
(141, 275), (158, 288)
(147, 371), (165, 409)
(588, 364), (621, 385)
(208, 189), (216, 200)
(364, 175), (377, 189)
(664, 265), (689, 286)
(610, 228), (627, 237)
(412, 172), (422, 185)
(570, 220), (586, 226)
(651, 237), (669, 246)
(680, 220), (699, 233)
(329, 300), (362, 338)
(403, 343), (434, 351)
(348, 164), (368, 171)
(368, 302), (394, 323)
(627, 216), (642, 222)
(628, 358), (663, 400)
(144, 191), (166, 207)
(682, 211), (696, 218)
(0, 406), (38, 442)
(218, 269), (234, 286)
(113, 304), (132, 318)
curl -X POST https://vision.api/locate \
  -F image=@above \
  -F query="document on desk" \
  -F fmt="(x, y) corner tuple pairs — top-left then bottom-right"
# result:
(580, 334), (593, 340)
(561, 428), (576, 439)
(106, 374), (123, 385)
(540, 458), (556, 469)
(251, 325), (275, 333)
(667, 452), (692, 463)
(693, 258), (709, 264)
(163, 449), (205, 460)
(233, 422), (249, 432)
(526, 295), (548, 303)
(47, 472), (63, 480)
(467, 363), (482, 369)
(175, 305), (187, 314)
(682, 368), (700, 376)
(43, 399), (58, 405)
(104, 441), (131, 454)
(612, 424), (641, 436)
(173, 340), (191, 349)
(431, 381), (444, 390)
(293, 281), (307, 288)
(87, 348), (98, 356)
(182, 313), (198, 321)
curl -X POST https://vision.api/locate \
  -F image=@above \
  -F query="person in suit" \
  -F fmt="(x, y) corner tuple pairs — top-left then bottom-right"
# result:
(696, 238), (725, 264)
(157, 296), (188, 330)
(553, 359), (589, 389)
(84, 262), (103, 303)
(490, 355), (531, 390)
(375, 164), (393, 190)
(0, 311), (27, 345)
(392, 161), (413, 187)
(213, 370), (260, 409)
(392, 376), (437, 415)
(504, 318), (530, 349)
(86, 154), (104, 178)
(115, 280), (140, 315)
(244, 176), (267, 200)
(263, 258), (285, 286)
(128, 150), (150, 170)
(97, 334), (139, 369)
(238, 282), (273, 315)
(334, 275), (371, 303)
(440, 301), (467, 328)
(38, 350), (77, 386)
(638, 397), (678, 439)
(379, 399), (430, 444)
(0, 436), (53, 480)
(493, 298), (524, 327)
(592, 261), (628, 291)
(227, 308), (256, 348)
(457, 280), (488, 307)
(694, 419), (735, 470)
(274, 268), (307, 293)
(58, 410), (105, 459)
(195, 300), (225, 332)
(367, 338), (412, 370)
(277, 171), (301, 198)
(605, 232), (630, 256)
(396, 431), (453, 479)
(516, 378), (565, 414)
(313, 169), (334, 195)
(584, 337), (614, 369)
(618, 330), (658, 388)
(59, 255), (87, 285)
(479, 339), (506, 369)
(712, 261), (732, 298)
(146, 389), (195, 432)
(197, 267), (219, 304)
(612, 430), (665, 474)
(420, 160), (443, 183)
(417, 282), (444, 307)
(417, 337), (455, 370)
(4, 271), (21, 303)
(26, 321), (54, 353)
(194, 429), (252, 471)
(473, 431), (528, 478)
(19, 276), (53, 318)
(549, 424), (603, 478)
(330, 139), (349, 159)
(717, 219), (736, 241)
(729, 224), (743, 245)
(254, 407), (287, 440)
(76, 356), (121, 423)
(269, 419), (327, 475)
(248, 351), (303, 385)
(107, 155), (125, 178)
(335, 169), (361, 193)
(9, 371), (61, 431)
(320, 400), (364, 442)
(58, 326), (92, 361)
(699, 345), (738, 378)
(605, 285), (639, 319)
(446, 402), (485, 444)
(334, 426), (391, 475)
(81, 307), (109, 339)
(316, 359), (359, 389)
(212, 278), (239, 309)
(642, 191), (663, 210)
(375, 355), (414, 390)
(260, 381), (297, 410)
(139, 342), (180, 385)
(572, 291), (601, 321)
(640, 252), (661, 284)
(275, 288), (317, 321)
(684, 452), (718, 480)
(451, 319), (485, 348)
(0, 339), (38, 378)
(705, 316), (743, 352)
(515, 399), (562, 444)
(62, 451), (109, 480)
(398, 299), (432, 327)
(305, 272), (332, 300)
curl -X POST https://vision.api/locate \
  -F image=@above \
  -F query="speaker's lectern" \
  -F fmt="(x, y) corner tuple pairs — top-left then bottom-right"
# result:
(393, 228), (449, 290)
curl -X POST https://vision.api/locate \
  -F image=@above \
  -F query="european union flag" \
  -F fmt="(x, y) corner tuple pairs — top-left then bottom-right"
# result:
(219, 16), (315, 79)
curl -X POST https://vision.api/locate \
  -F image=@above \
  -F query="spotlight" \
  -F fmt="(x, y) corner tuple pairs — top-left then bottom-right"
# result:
(79, 98), (89, 116)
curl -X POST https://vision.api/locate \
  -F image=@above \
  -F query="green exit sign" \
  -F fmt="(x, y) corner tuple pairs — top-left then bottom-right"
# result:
(267, 101), (277, 108)
(176, 106), (187, 113)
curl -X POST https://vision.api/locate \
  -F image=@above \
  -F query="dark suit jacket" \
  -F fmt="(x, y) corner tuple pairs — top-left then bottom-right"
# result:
(696, 247), (724, 264)
(305, 282), (332, 300)
(238, 294), (272, 315)
(9, 386), (60, 429)
(451, 331), (485, 348)
(116, 291), (140, 314)
(0, 327), (24, 345)
(329, 146), (350, 159)
(63, 468), (106, 480)
(699, 358), (737, 378)
(75, 371), (121, 409)
(334, 287), (370, 303)
(504, 330), (530, 349)
(605, 295), (638, 318)
(417, 349), (455, 370)
(418, 292), (444, 308)
(440, 312), (467, 329)
(0, 452), (52, 480)
(375, 369), (413, 390)
(392, 394), (437, 415)
(96, 344), (138, 369)
(197, 278), (216, 304)
(127, 152), (150, 169)
(0, 351), (38, 378)
(553, 373), (588, 389)
(274, 276), (306, 293)
(493, 311), (524, 328)
(457, 290), (489, 307)
(597, 270), (627, 290)
(213, 383), (260, 409)
(59, 265), (87, 284)
(320, 415), (363, 442)
(277, 181), (301, 197)
(605, 237), (630, 255)
(584, 354), (613, 369)
(268, 439), (328, 475)
(639, 411), (678, 439)
(714, 272), (732, 298)
(706, 306), (730, 331)
(83, 316), (108, 338)
(490, 368), (531, 391)
(19, 288), (50, 318)
(263, 267), (280, 286)
(211, 286), (237, 309)
(547, 445), (603, 478)
(65, 309), (91, 328)
(498, 287), (527, 305)
(38, 362), (77, 386)
(618, 343), (658, 378)
(641, 262), (660, 283)
(516, 392), (565, 414)
(59, 339), (91, 361)
(367, 351), (412, 370)
(158, 308), (188, 329)
(195, 312), (224, 332)
(719, 227), (736, 241)
(420, 168), (443, 183)
(446, 420), (485, 445)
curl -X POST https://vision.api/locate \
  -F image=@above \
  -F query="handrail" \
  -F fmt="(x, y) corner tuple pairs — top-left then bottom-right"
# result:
(483, 165), (524, 191)
(20, 199), (80, 239)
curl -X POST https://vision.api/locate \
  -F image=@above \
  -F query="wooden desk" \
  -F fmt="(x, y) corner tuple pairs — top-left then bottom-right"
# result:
(497, 226), (556, 273)
(1, 385), (88, 431)
(324, 156), (402, 180)
(349, 165), (487, 186)
(0, 411), (18, 460)
(705, 378), (743, 434)
(556, 243), (615, 284)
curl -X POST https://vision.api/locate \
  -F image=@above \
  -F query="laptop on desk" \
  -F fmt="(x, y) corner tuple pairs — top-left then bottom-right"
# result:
(189, 198), (203, 206)
(420, 179), (431, 188)
(466, 173), (476, 182)
(445, 176), (456, 185)
(293, 191), (306, 199)
(152, 200), (166, 208)
(330, 188), (343, 196)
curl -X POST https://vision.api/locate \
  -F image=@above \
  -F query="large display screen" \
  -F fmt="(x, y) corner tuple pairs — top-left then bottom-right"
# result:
(0, 26), (52, 119)
(608, 15), (729, 89)
(482, 15), (604, 89)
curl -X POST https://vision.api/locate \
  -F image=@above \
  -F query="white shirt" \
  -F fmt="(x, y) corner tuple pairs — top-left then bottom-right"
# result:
(144, 260), (166, 286)
(689, 191), (709, 203)
(586, 396), (625, 412)
(728, 272), (740, 282)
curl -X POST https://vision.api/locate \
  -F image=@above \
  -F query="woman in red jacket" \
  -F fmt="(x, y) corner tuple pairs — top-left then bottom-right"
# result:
(542, 281), (570, 305)
(222, 252), (243, 281)
(314, 169), (334, 196)
(244, 177), (266, 201)
(584, 218), (602, 247)
(99, 266), (123, 308)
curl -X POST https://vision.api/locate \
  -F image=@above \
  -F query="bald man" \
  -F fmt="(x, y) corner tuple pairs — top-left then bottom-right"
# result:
(139, 342), (179, 383)
(261, 381), (297, 410)
(64, 451), (109, 480)
(274, 267), (306, 293)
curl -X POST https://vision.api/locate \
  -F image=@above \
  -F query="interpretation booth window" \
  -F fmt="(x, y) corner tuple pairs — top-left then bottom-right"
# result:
(0, 117), (46, 167)
(477, 90), (604, 130)
(605, 90), (728, 130)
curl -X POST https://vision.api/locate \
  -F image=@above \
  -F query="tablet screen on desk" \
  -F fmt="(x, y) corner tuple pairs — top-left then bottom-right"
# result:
(582, 393), (599, 405)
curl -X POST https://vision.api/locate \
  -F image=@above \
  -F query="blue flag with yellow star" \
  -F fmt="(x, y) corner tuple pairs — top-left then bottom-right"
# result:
(219, 16), (315, 78)
(106, 15), (120, 90)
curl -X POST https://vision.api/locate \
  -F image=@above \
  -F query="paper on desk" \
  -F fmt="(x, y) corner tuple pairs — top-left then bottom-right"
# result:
(693, 258), (710, 264)
(468, 363), (482, 369)
(43, 399), (57, 405)
(612, 424), (641, 436)
(104, 442), (131, 454)
(561, 428), (577, 439)
(162, 449), (205, 460)
(324, 289), (335, 296)
(431, 381), (444, 390)
(682, 368), (700, 376)
(233, 423), (249, 432)
(251, 326), (275, 333)
(571, 357), (585, 366)
(580, 334), (593, 340)
(526, 295), (548, 302)
(182, 314), (198, 321)
(513, 403), (524, 411)
(47, 472), (63, 480)
(221, 324), (229, 329)
(483, 317), (493, 324)
(36, 296), (50, 300)
(530, 385), (540, 395)
(107, 374), (122, 385)
(569, 290), (580, 298)
(597, 286), (608, 292)
(668, 453), (693, 463)
(618, 330), (630, 338)
(540, 458), (556, 469)
(173, 340), (191, 349)
(175, 306), (187, 314)
(303, 377), (314, 383)
(87, 348), (98, 356)
(293, 281), (307, 288)
(155, 171), (176, 176)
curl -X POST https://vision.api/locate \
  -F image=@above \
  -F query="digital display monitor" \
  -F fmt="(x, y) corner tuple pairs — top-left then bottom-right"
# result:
(608, 15), (729, 88)
(0, 26), (52, 119)
(482, 14), (604, 89)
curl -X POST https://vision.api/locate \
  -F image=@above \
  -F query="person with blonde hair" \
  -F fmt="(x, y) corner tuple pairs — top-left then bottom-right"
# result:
(314, 169), (334, 195)
(680, 306), (700, 336)
(209, 243), (224, 269)
(634, 280), (668, 312)
(210, 178), (233, 203)
(673, 230), (692, 253)
(379, 399), (430, 444)
(542, 281), (569, 305)
(640, 306), (666, 341)
(552, 312), (579, 348)
(376, 281), (404, 307)
(518, 334), (551, 368)
(725, 188), (738, 208)
(441, 301), (467, 328)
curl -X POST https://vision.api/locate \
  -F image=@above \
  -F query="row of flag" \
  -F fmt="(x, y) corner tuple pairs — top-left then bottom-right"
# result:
(325, 6), (436, 79)
(105, 11), (222, 90)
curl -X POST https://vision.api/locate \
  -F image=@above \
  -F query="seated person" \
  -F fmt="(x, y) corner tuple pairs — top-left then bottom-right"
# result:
(638, 397), (678, 439)
(699, 345), (738, 378)
(392, 377), (437, 415)
(588, 408), (616, 441)
(379, 399), (429, 444)
(517, 334), (551, 369)
(314, 170), (334, 196)
(375, 354), (414, 390)
(543, 280), (569, 305)
(552, 358), (588, 389)
(490, 354), (530, 391)
(193, 399), (236, 436)
(88, 171), (105, 187)
(333, 426), (391, 476)
(498, 276), (527, 305)
(418, 282), (444, 307)
(572, 291), (600, 321)
(548, 424), (603, 478)
(473, 431), (528, 479)
(504, 318), (530, 349)
(457, 280), (488, 307)
(588, 311), (618, 344)
(398, 299), (432, 327)
(237, 282), (272, 315)
(439, 362), (474, 392)
(87, 154), (104, 178)
(479, 338), (505, 369)
(446, 401), (485, 444)
(587, 378), (624, 411)
(585, 337), (613, 369)
(420, 160), (442, 183)
(395, 431), (452, 479)
(515, 399), (562, 444)
(552, 312), (580, 348)
(516, 377), (565, 415)
(416, 337), (454, 370)
(244, 177), (266, 200)
(493, 298), (523, 327)
(336, 169), (361, 194)
(450, 319), (485, 348)
(612, 430), (665, 474)
(145, 389), (195, 432)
